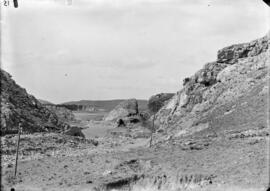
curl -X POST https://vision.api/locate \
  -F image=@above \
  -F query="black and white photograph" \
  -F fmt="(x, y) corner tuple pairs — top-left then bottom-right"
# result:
(1, 0), (270, 190)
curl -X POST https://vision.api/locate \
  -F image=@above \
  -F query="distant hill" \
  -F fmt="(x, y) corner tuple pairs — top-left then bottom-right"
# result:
(60, 99), (148, 112)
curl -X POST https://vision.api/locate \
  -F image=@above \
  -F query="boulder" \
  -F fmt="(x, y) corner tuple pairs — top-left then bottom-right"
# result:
(104, 99), (138, 121)
(64, 126), (85, 138)
(119, 115), (142, 127)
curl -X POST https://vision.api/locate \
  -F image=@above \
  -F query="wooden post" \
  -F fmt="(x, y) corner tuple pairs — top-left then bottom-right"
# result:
(14, 123), (22, 177)
(149, 114), (155, 147)
(149, 134), (152, 148)
(267, 44), (270, 191)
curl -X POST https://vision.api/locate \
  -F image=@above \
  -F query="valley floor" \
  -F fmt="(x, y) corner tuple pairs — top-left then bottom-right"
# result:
(1, 122), (269, 191)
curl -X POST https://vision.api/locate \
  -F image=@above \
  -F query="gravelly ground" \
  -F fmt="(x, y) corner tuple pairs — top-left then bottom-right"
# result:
(1, 123), (269, 191)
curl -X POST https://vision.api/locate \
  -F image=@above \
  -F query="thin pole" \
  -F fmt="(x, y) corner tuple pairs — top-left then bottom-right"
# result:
(150, 114), (155, 147)
(14, 123), (21, 177)
(264, 2), (270, 190)
(267, 22), (270, 191)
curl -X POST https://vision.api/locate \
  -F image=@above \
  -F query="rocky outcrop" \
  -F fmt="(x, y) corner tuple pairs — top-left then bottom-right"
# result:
(217, 34), (269, 64)
(104, 99), (139, 121)
(0, 69), (67, 134)
(45, 105), (76, 123)
(154, 32), (270, 141)
(148, 93), (174, 111)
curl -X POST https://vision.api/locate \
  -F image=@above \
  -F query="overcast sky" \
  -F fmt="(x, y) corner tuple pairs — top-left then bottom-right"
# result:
(1, 0), (269, 104)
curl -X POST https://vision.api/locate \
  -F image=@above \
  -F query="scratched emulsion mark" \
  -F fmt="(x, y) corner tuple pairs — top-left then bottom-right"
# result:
(13, 0), (18, 8)
(263, 0), (270, 6)
(6, 0), (73, 8)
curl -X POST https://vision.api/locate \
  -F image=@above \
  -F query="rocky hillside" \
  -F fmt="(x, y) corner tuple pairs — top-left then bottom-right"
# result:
(38, 100), (76, 123)
(0, 69), (67, 134)
(44, 105), (76, 123)
(154, 32), (269, 141)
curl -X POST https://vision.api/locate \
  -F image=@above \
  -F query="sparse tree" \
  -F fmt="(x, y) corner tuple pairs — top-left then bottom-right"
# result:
(147, 95), (165, 147)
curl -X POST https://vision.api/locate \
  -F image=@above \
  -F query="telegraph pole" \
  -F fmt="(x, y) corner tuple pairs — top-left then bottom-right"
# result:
(14, 123), (22, 177)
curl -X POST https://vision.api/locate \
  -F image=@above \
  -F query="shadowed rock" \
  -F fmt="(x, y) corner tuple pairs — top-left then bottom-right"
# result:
(64, 126), (85, 138)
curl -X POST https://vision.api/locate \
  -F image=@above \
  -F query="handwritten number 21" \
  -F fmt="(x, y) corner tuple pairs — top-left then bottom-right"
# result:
(4, 0), (10, 6)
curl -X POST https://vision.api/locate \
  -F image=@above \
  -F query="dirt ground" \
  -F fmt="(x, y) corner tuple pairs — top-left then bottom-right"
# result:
(1, 119), (269, 191)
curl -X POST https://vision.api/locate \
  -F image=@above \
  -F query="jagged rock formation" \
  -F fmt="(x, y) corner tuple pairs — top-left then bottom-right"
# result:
(0, 69), (67, 134)
(148, 93), (174, 110)
(104, 99), (139, 121)
(154, 32), (269, 140)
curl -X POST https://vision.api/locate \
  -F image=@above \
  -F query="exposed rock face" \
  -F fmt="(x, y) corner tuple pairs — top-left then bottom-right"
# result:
(45, 105), (76, 123)
(149, 93), (174, 102)
(0, 69), (67, 134)
(154, 32), (269, 140)
(148, 93), (174, 113)
(104, 99), (139, 121)
(217, 34), (269, 64)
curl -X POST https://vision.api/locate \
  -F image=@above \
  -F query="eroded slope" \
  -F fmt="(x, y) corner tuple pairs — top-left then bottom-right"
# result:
(154, 33), (269, 140)
(1, 69), (67, 134)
